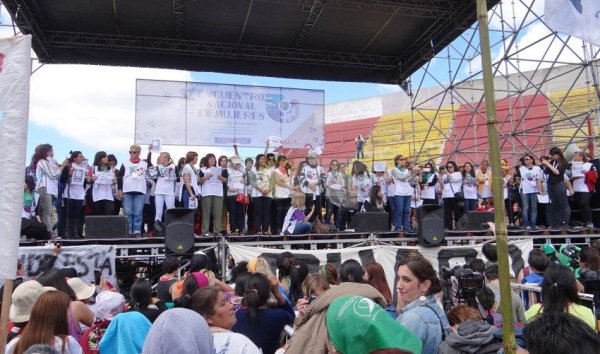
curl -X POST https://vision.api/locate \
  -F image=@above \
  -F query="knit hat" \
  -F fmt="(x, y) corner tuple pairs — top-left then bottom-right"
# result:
(325, 296), (422, 354)
(95, 291), (126, 321)
(10, 281), (55, 323)
(67, 277), (96, 300)
(142, 308), (213, 354)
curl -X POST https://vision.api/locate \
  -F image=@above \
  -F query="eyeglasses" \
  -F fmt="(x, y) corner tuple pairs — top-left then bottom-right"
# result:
(129, 151), (140, 154)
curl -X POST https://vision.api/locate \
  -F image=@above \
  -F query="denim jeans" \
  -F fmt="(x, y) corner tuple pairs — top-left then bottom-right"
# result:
(520, 192), (538, 228)
(284, 221), (312, 235)
(394, 195), (412, 231)
(324, 198), (341, 229)
(122, 193), (146, 234)
(464, 199), (478, 212)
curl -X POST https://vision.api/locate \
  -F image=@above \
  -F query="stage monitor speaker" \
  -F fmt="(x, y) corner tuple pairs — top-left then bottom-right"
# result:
(456, 211), (495, 231)
(417, 205), (445, 246)
(164, 208), (195, 254)
(354, 212), (389, 233)
(85, 216), (128, 239)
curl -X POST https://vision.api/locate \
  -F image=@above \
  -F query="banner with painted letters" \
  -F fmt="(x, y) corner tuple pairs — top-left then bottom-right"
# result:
(545, 0), (600, 47)
(229, 240), (533, 293)
(0, 35), (31, 280)
(17, 245), (117, 286)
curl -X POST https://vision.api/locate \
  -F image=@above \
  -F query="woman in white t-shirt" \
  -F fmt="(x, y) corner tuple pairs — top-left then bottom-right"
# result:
(272, 156), (294, 235)
(6, 291), (83, 354)
(517, 154), (543, 229)
(325, 159), (345, 229)
(200, 153), (227, 236)
(439, 160), (463, 230)
(571, 151), (595, 228)
(189, 286), (261, 354)
(181, 151), (200, 209)
(90, 151), (116, 215)
(351, 161), (373, 213)
(462, 162), (479, 212)
(152, 152), (177, 226)
(60, 151), (88, 239)
(419, 162), (438, 205)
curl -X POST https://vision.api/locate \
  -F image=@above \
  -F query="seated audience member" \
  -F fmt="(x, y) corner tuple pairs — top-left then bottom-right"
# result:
(361, 185), (384, 212)
(142, 308), (214, 354)
(23, 345), (60, 354)
(396, 256), (450, 354)
(319, 263), (339, 286)
(484, 263), (526, 324)
(577, 246), (600, 291)
(8, 281), (55, 342)
(127, 278), (167, 323)
(481, 242), (497, 264)
(188, 286), (261, 354)
(439, 305), (502, 354)
(523, 311), (600, 354)
(295, 274), (330, 323)
(22, 175), (52, 240)
(525, 264), (596, 329)
(98, 312), (151, 354)
(173, 272), (210, 308)
(281, 192), (315, 235)
(155, 256), (180, 303)
(66, 278), (95, 304)
(518, 249), (549, 307)
(6, 291), (82, 354)
(80, 291), (126, 354)
(325, 296), (422, 354)
(339, 259), (365, 283)
(231, 273), (294, 354)
(364, 262), (396, 318)
(170, 252), (212, 300)
(287, 262), (309, 306)
(285, 280), (387, 354)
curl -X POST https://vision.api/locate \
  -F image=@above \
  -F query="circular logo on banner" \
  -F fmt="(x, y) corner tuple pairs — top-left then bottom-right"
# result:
(265, 94), (300, 123)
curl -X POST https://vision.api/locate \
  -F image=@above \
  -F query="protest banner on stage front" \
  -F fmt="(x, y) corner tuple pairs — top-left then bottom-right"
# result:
(229, 239), (533, 293)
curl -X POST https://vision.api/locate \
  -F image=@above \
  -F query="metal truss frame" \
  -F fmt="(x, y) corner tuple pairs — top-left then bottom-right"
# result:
(402, 0), (600, 166)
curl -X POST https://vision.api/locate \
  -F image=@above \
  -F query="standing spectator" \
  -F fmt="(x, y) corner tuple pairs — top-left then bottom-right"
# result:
(571, 151), (596, 228)
(440, 161), (463, 230)
(226, 154), (246, 235)
(462, 162), (478, 212)
(180, 151), (200, 209)
(272, 155), (294, 235)
(118, 145), (148, 238)
(351, 161), (373, 216)
(107, 154), (121, 215)
(200, 153), (227, 236)
(391, 155), (413, 232)
(299, 152), (325, 222)
(80, 291), (126, 354)
(249, 154), (274, 234)
(541, 147), (570, 228)
(324, 159), (345, 229)
(355, 133), (366, 160)
(90, 151), (116, 216)
(60, 151), (88, 239)
(517, 154), (543, 229)
(476, 160), (493, 204)
(420, 162), (438, 205)
(32, 144), (68, 236)
(501, 159), (518, 227)
(152, 152), (177, 227)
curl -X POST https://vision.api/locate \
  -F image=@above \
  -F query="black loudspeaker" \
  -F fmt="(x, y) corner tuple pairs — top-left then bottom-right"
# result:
(164, 208), (195, 254)
(85, 216), (128, 239)
(417, 205), (445, 246)
(354, 212), (390, 232)
(456, 211), (495, 231)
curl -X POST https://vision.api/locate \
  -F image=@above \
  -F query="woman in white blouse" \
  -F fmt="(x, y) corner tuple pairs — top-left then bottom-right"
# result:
(439, 160), (463, 230)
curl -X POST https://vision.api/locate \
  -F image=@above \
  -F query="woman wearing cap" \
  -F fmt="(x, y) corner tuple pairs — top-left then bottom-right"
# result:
(188, 286), (261, 354)
(7, 290), (83, 354)
(396, 256), (450, 354)
(226, 154), (247, 235)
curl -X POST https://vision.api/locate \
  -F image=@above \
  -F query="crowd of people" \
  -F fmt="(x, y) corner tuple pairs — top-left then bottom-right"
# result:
(21, 142), (600, 240)
(4, 240), (600, 353)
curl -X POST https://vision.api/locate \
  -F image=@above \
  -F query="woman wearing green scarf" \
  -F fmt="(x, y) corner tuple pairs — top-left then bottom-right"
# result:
(21, 175), (51, 240)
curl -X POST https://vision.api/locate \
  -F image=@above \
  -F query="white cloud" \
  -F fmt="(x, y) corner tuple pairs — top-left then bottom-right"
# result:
(488, 0), (545, 31)
(376, 84), (401, 94)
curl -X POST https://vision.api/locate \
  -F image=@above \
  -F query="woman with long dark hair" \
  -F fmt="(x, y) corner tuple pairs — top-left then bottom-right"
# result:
(31, 144), (68, 236)
(6, 291), (82, 354)
(60, 151), (88, 239)
(364, 262), (396, 318)
(541, 147), (570, 227)
(525, 264), (595, 329)
(180, 151), (199, 209)
(440, 160), (463, 230)
(420, 162), (438, 205)
(517, 154), (542, 229)
(570, 151), (595, 228)
(300, 152), (325, 222)
(199, 153), (227, 236)
(462, 162), (478, 212)
(231, 273), (294, 354)
(272, 155), (294, 235)
(226, 154), (246, 235)
(249, 154), (274, 234)
(21, 176), (51, 240)
(90, 151), (116, 215)
(128, 278), (167, 323)
(324, 159), (345, 229)
(391, 155), (414, 232)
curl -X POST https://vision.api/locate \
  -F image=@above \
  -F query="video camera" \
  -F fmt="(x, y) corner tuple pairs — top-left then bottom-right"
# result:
(561, 244), (580, 269)
(441, 265), (485, 304)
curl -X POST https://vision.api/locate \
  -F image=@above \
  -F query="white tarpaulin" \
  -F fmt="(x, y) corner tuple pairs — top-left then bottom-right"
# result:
(135, 79), (325, 149)
(17, 245), (117, 286)
(229, 240), (533, 292)
(545, 0), (600, 47)
(0, 35), (31, 280)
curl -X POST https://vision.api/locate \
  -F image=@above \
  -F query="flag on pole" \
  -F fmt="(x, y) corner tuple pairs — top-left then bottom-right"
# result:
(545, 0), (600, 47)
(0, 35), (31, 280)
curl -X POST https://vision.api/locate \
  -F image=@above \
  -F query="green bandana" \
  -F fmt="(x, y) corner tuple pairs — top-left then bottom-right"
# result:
(23, 192), (34, 209)
(325, 296), (422, 354)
